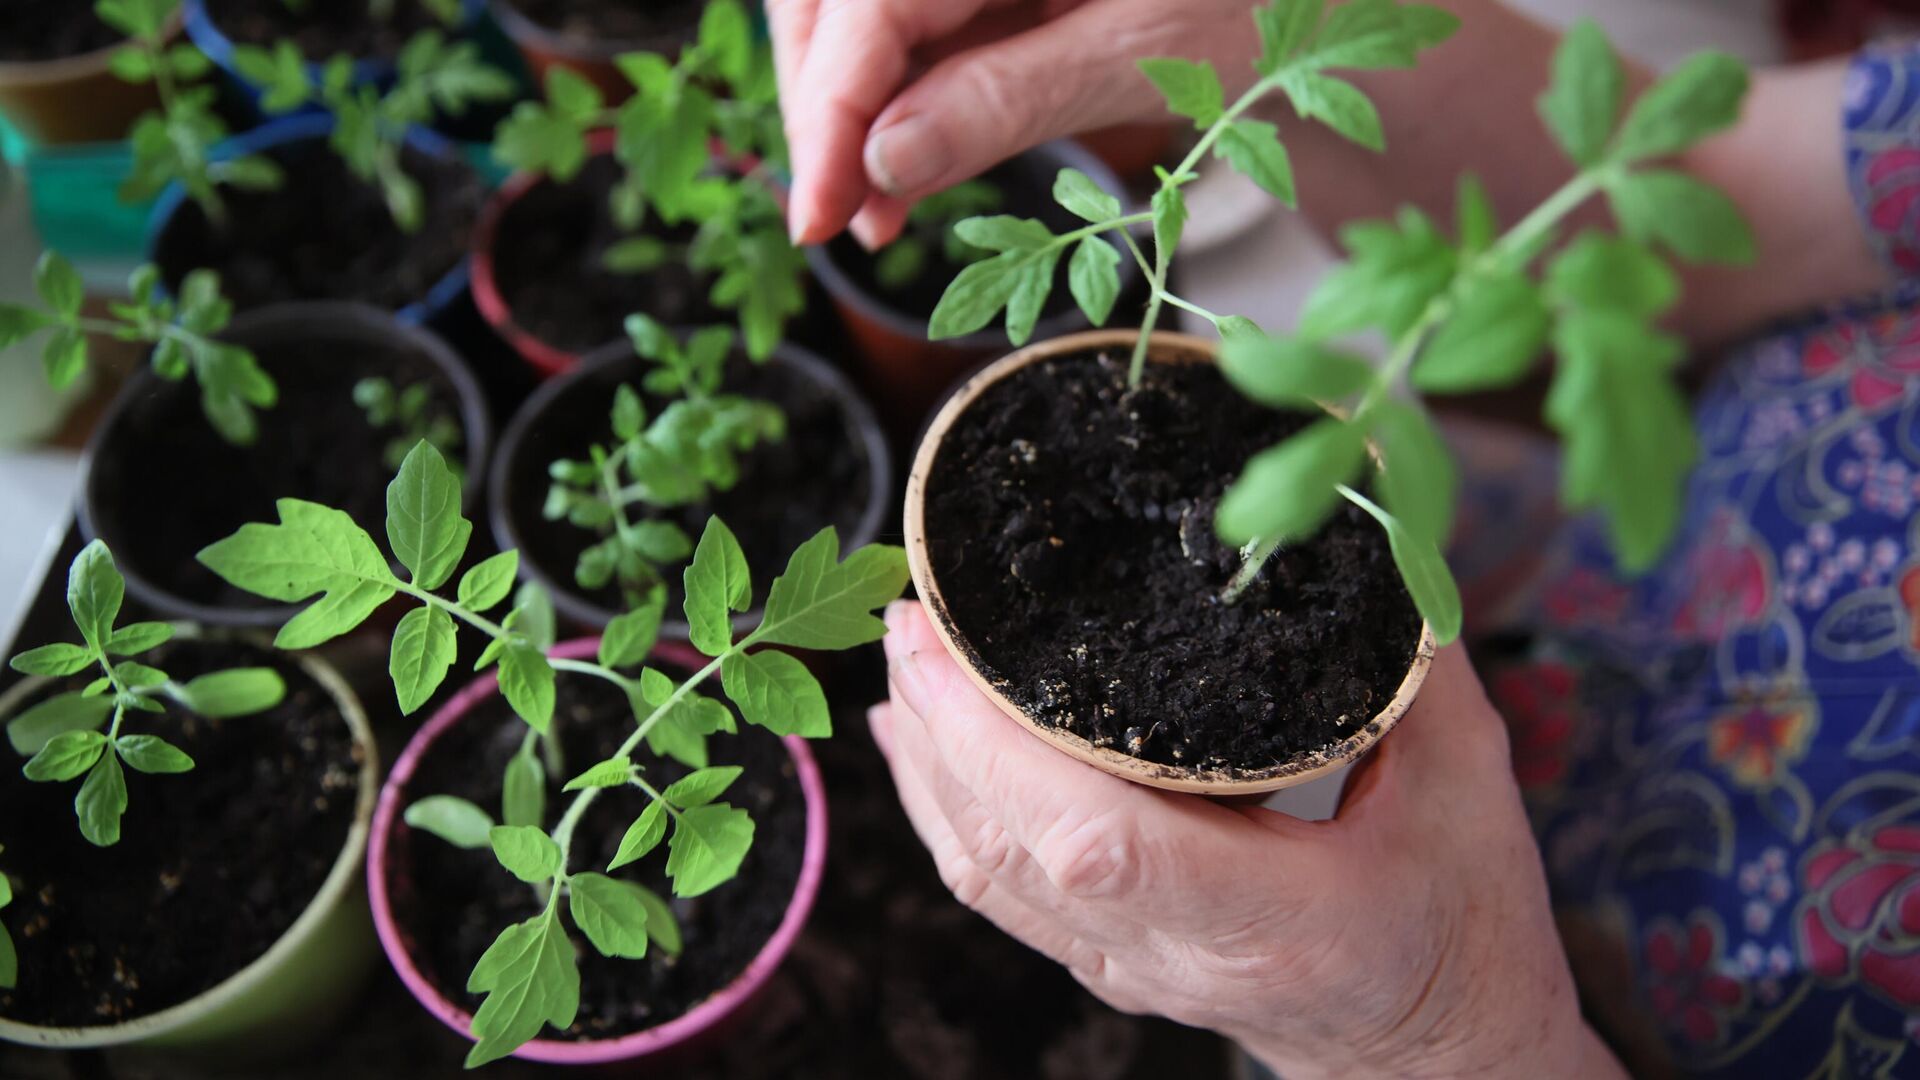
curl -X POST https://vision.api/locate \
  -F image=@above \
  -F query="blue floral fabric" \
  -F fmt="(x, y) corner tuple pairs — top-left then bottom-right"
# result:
(1482, 42), (1920, 1078)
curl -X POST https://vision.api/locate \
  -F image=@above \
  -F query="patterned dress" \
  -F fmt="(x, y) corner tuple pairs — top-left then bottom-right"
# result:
(1483, 41), (1920, 1078)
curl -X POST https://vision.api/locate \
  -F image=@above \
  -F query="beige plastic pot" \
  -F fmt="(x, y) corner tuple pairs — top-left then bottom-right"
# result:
(0, 11), (181, 146)
(903, 328), (1437, 797)
(0, 635), (381, 1063)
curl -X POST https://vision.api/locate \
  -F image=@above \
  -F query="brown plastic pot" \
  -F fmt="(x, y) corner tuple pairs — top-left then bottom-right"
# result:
(902, 328), (1438, 797)
(488, 0), (699, 101)
(804, 140), (1139, 424)
(0, 11), (180, 146)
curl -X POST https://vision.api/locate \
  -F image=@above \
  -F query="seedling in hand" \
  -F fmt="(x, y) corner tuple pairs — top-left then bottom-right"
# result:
(232, 30), (514, 231)
(873, 180), (1004, 291)
(544, 317), (786, 610)
(197, 440), (909, 1066)
(0, 255), (276, 444)
(5, 542), (286, 849)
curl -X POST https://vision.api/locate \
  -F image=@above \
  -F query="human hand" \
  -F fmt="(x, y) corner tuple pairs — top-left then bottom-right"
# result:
(871, 600), (1625, 1079)
(768, 0), (1262, 248)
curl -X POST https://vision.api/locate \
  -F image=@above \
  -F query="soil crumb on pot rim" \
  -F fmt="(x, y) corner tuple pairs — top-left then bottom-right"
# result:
(921, 347), (1423, 775)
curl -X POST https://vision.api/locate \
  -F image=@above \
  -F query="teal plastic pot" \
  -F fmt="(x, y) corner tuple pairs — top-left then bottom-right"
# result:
(0, 638), (381, 1063)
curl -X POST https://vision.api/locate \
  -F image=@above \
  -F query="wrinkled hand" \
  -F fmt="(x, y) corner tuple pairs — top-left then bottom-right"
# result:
(873, 601), (1623, 1079)
(768, 0), (1261, 248)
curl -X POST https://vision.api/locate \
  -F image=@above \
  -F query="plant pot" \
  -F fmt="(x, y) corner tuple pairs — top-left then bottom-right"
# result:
(78, 300), (493, 629)
(0, 9), (180, 146)
(0, 631), (380, 1060)
(368, 636), (828, 1067)
(903, 328), (1436, 797)
(146, 113), (480, 326)
(804, 140), (1139, 424)
(490, 337), (892, 632)
(1075, 120), (1175, 180)
(488, 0), (704, 102)
(185, 0), (487, 105)
(472, 132), (737, 379)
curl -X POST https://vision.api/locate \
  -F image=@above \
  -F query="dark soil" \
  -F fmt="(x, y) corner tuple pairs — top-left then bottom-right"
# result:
(152, 137), (481, 315)
(87, 330), (465, 611)
(388, 665), (806, 1040)
(202, 0), (454, 63)
(0, 6), (120, 63)
(0, 637), (361, 1027)
(822, 153), (1086, 325)
(501, 0), (705, 47)
(490, 155), (722, 356)
(504, 353), (873, 623)
(923, 349), (1422, 774)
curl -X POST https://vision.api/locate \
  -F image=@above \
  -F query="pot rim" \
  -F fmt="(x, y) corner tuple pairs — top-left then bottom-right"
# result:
(0, 9), (184, 84)
(487, 335), (895, 633)
(144, 112), (475, 326)
(802, 139), (1141, 352)
(0, 630), (379, 1048)
(75, 298), (495, 629)
(902, 327), (1438, 796)
(487, 0), (696, 64)
(183, 0), (486, 88)
(366, 636), (829, 1066)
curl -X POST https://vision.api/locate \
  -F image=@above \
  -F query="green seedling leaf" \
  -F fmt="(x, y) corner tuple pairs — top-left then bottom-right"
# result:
(1455, 174), (1496, 256)
(1219, 334), (1373, 407)
(24, 730), (108, 782)
(1216, 120), (1297, 206)
(1610, 50), (1748, 163)
(568, 872), (651, 959)
(170, 668), (286, 718)
(458, 551), (519, 612)
(67, 541), (123, 655)
(498, 645), (556, 734)
(115, 734), (194, 774)
(10, 643), (94, 677)
(6, 693), (112, 755)
(1152, 185), (1187, 260)
(76, 752), (128, 847)
(1545, 233), (1678, 319)
(632, 882), (681, 954)
(663, 766), (742, 808)
(1254, 0), (1322, 74)
(490, 825), (562, 883)
(198, 500), (400, 649)
(929, 251), (1026, 339)
(1053, 168), (1121, 223)
(1217, 418), (1369, 546)
(391, 605), (458, 715)
(0, 918), (14, 989)
(464, 905), (579, 1068)
(754, 529), (910, 650)
(1607, 169), (1755, 265)
(112, 661), (167, 690)
(43, 330), (86, 390)
(563, 755), (633, 792)
(1282, 72), (1383, 151)
(721, 649), (830, 737)
(406, 795), (496, 849)
(600, 591), (664, 670)
(1369, 400), (1457, 546)
(1300, 209), (1456, 339)
(609, 801), (668, 871)
(665, 803), (754, 897)
(503, 744), (545, 828)
(1067, 237), (1122, 326)
(1304, 0), (1459, 70)
(1537, 20), (1623, 167)
(954, 216), (1055, 253)
(1338, 486), (1463, 645)
(34, 251), (84, 317)
(513, 584), (557, 651)
(387, 441), (472, 591)
(685, 518), (752, 657)
(1138, 58), (1223, 127)
(1413, 272), (1550, 392)
(106, 622), (173, 656)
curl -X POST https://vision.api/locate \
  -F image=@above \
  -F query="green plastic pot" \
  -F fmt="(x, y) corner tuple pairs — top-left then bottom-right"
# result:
(0, 636), (381, 1063)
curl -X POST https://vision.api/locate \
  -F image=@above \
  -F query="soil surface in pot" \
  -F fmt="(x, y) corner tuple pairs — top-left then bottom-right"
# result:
(490, 155), (722, 356)
(202, 0), (451, 62)
(507, 355), (872, 621)
(0, 7), (120, 63)
(390, 669), (805, 1040)
(89, 332), (466, 611)
(502, 0), (704, 47)
(822, 153), (1087, 327)
(0, 637), (361, 1027)
(924, 349), (1422, 774)
(153, 138), (480, 314)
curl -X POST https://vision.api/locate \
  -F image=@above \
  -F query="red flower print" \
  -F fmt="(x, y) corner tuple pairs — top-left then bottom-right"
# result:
(1706, 691), (1815, 788)
(1489, 662), (1580, 791)
(1797, 825), (1920, 1010)
(1541, 566), (1631, 628)
(1643, 915), (1746, 1045)
(1865, 148), (1920, 272)
(1671, 511), (1770, 641)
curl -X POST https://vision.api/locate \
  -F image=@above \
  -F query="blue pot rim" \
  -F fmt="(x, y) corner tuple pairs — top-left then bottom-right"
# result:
(144, 112), (474, 326)
(184, 0), (487, 87)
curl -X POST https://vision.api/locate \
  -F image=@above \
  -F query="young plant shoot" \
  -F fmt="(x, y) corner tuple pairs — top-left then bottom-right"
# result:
(927, 1), (1753, 647)
(232, 30), (515, 231)
(277, 0), (464, 24)
(492, 0), (803, 358)
(873, 180), (1005, 291)
(102, 0), (283, 224)
(0, 254), (276, 445)
(5, 542), (287, 849)
(356, 375), (466, 481)
(0, 846), (13, 990)
(196, 440), (909, 1066)
(544, 317), (787, 610)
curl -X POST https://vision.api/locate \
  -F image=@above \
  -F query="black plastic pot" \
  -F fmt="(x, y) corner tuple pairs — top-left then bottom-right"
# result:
(79, 301), (493, 628)
(489, 338), (893, 633)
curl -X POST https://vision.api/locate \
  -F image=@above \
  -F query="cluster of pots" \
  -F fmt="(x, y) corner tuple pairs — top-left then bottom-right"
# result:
(0, 0), (1438, 1070)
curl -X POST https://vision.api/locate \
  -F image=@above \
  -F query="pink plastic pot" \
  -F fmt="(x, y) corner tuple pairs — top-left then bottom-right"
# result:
(367, 637), (829, 1067)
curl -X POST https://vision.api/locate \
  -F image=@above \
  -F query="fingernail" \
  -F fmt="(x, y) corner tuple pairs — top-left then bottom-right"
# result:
(849, 209), (883, 252)
(788, 201), (813, 245)
(866, 115), (947, 197)
(867, 704), (895, 757)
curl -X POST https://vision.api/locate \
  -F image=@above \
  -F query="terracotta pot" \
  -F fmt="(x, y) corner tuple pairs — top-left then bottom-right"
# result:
(0, 633), (380, 1060)
(77, 300), (493, 629)
(0, 11), (181, 146)
(488, 0), (699, 102)
(488, 335), (894, 633)
(804, 140), (1139, 423)
(902, 328), (1438, 797)
(1075, 120), (1175, 180)
(367, 636), (829, 1067)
